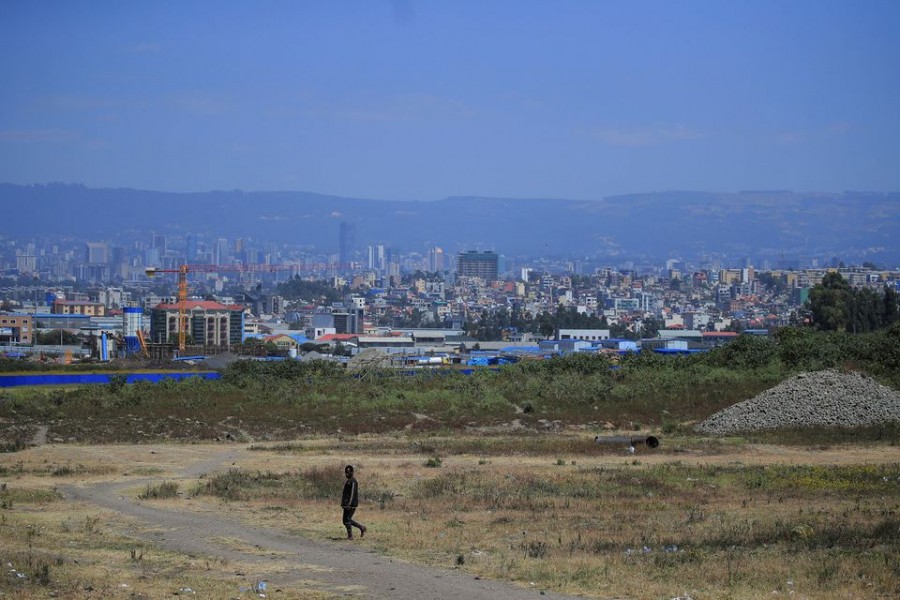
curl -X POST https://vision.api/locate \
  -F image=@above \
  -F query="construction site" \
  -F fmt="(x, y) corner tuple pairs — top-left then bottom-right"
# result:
(1, 262), (346, 365)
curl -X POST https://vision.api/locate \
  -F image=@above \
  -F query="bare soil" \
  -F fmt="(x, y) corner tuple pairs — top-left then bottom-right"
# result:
(13, 439), (900, 599)
(58, 444), (583, 600)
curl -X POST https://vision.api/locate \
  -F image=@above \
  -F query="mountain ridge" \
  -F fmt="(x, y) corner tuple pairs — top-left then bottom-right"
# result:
(2, 183), (898, 266)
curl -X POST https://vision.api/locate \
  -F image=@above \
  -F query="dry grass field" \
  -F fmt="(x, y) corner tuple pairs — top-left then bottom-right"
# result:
(2, 433), (898, 599)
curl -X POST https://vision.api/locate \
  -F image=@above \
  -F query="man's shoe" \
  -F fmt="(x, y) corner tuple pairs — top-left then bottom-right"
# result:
(360, 526), (366, 538)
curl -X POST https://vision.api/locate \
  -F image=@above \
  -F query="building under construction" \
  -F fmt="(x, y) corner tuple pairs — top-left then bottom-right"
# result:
(149, 300), (244, 347)
(456, 251), (500, 281)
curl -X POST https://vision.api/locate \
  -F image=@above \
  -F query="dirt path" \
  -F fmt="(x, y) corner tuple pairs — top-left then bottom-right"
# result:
(61, 448), (587, 600)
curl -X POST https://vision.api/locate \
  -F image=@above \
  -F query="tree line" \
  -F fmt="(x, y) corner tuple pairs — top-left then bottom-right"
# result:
(464, 305), (662, 341)
(808, 273), (899, 333)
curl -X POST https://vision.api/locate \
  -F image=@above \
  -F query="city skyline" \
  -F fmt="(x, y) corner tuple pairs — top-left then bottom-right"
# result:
(2, 1), (899, 200)
(2, 225), (895, 291)
(2, 184), (898, 268)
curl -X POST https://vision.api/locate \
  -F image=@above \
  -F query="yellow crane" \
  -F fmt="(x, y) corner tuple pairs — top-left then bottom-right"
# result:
(145, 265), (192, 352)
(145, 262), (342, 351)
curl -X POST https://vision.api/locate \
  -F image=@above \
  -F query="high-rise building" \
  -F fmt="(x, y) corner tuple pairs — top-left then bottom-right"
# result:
(367, 243), (387, 273)
(85, 242), (110, 265)
(15, 250), (37, 273)
(456, 251), (499, 281)
(331, 302), (364, 334)
(429, 246), (445, 272)
(151, 234), (167, 255)
(214, 238), (229, 265)
(186, 234), (198, 262)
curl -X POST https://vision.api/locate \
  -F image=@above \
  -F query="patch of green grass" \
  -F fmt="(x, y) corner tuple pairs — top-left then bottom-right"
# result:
(248, 442), (306, 453)
(1, 484), (61, 508)
(739, 463), (900, 494)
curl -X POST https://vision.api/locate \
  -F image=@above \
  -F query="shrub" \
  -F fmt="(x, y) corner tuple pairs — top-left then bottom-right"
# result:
(138, 481), (179, 499)
(705, 334), (776, 369)
(107, 374), (128, 393)
(196, 468), (256, 501)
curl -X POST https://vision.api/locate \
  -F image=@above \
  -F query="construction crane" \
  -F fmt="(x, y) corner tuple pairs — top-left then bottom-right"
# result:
(145, 262), (344, 351)
(136, 329), (149, 358)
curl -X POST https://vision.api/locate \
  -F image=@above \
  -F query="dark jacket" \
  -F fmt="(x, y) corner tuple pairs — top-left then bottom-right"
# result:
(342, 476), (359, 508)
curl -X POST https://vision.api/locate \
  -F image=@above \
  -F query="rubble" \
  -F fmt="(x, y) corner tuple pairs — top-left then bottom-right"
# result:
(696, 369), (900, 434)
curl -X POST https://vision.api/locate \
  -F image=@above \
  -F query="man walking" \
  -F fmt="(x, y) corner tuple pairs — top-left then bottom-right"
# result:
(341, 464), (366, 539)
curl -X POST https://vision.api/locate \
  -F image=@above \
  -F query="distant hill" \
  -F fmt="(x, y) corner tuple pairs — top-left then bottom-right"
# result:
(2, 183), (898, 266)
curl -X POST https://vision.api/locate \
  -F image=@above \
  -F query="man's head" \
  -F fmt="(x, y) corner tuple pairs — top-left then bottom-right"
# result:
(345, 464), (354, 479)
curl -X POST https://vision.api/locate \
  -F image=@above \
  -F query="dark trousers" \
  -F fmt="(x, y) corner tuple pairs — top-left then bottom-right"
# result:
(343, 507), (364, 535)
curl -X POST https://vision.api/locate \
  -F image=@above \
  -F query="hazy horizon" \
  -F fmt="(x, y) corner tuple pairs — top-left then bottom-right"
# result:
(5, 181), (900, 202)
(2, 1), (900, 201)
(3, 185), (898, 266)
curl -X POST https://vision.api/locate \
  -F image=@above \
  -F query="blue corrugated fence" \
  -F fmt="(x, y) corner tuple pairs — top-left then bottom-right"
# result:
(0, 372), (221, 388)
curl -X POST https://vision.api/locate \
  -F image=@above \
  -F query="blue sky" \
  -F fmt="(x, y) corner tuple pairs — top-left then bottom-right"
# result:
(1, 1), (898, 200)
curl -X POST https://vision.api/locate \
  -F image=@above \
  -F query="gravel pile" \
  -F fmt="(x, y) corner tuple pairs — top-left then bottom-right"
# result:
(696, 369), (900, 434)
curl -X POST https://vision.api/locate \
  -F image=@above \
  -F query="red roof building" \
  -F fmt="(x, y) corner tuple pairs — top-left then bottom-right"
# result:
(149, 301), (245, 347)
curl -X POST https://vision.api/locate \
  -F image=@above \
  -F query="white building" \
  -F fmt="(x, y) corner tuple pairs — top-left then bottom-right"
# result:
(557, 328), (610, 342)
